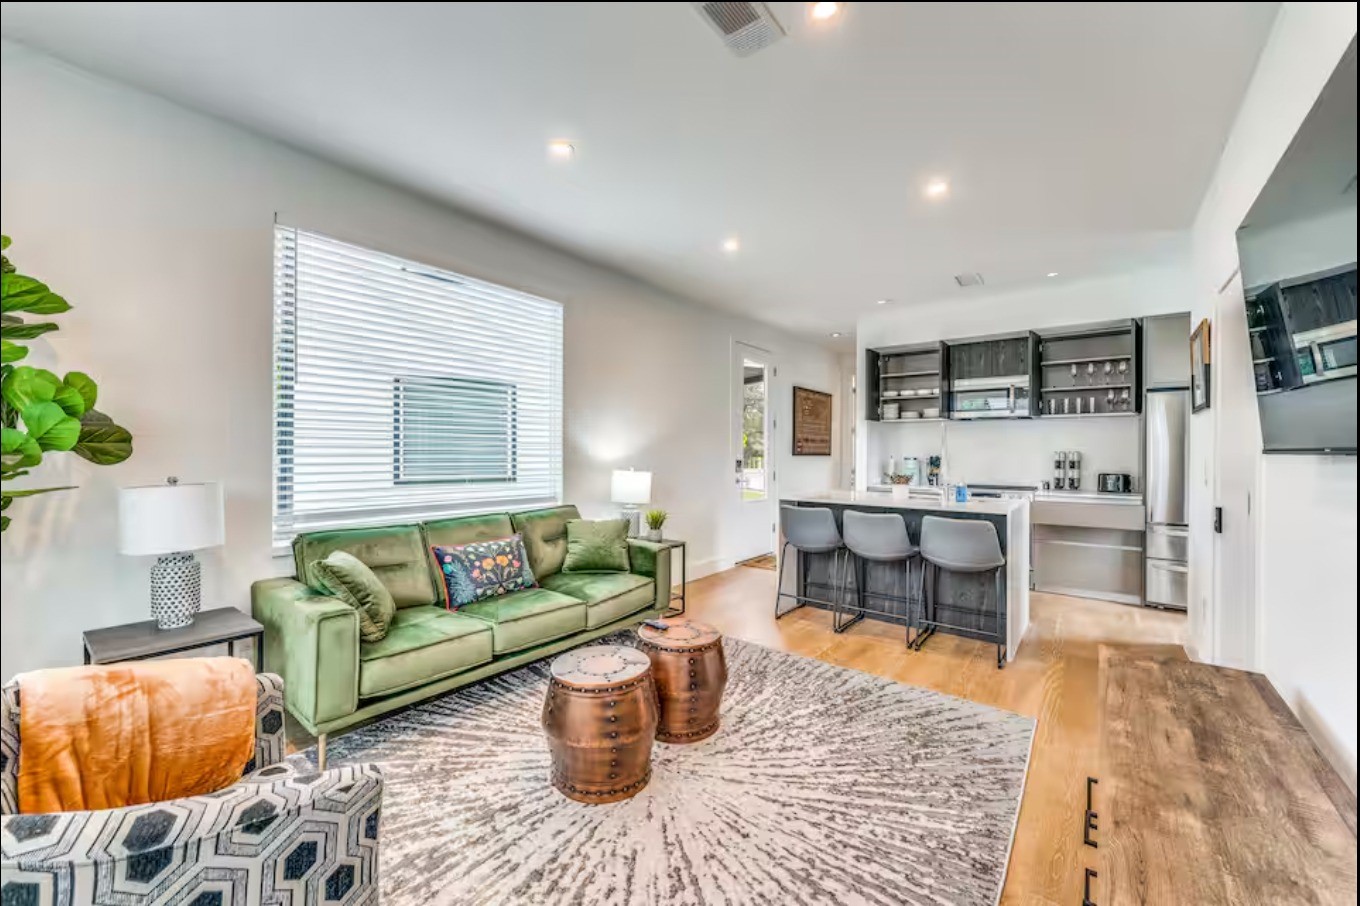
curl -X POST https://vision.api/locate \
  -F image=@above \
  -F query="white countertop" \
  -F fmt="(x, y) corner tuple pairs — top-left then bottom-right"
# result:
(782, 489), (1026, 517)
(1034, 490), (1144, 506)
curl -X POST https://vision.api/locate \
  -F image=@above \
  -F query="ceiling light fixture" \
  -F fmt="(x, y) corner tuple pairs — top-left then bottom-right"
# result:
(924, 178), (950, 200)
(876, 298), (892, 305)
(810, 2), (842, 21)
(547, 140), (576, 160)
(722, 237), (741, 254)
(831, 332), (843, 338)
(1047, 272), (1059, 278)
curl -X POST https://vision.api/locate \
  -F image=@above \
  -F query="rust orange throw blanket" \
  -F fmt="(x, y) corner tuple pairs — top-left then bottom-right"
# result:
(17, 657), (256, 814)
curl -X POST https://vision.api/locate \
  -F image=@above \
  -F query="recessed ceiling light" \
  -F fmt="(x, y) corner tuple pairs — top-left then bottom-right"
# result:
(1047, 272), (1059, 278)
(876, 298), (892, 305)
(831, 332), (843, 338)
(810, 2), (842, 21)
(547, 140), (575, 160)
(924, 178), (950, 200)
(722, 237), (741, 254)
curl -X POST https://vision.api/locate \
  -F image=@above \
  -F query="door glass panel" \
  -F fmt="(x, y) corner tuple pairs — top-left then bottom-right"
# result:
(741, 360), (767, 500)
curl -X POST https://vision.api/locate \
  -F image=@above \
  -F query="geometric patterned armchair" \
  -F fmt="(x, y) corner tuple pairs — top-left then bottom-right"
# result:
(0, 673), (383, 905)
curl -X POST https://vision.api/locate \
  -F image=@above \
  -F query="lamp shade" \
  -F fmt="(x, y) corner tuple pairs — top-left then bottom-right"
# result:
(118, 480), (225, 556)
(610, 469), (652, 505)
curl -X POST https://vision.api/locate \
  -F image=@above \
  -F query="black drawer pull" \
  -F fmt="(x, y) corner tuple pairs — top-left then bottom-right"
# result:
(1084, 776), (1099, 849)
(1083, 867), (1098, 906)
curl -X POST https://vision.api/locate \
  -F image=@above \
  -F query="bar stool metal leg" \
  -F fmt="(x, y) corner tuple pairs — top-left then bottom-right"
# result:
(833, 549), (865, 634)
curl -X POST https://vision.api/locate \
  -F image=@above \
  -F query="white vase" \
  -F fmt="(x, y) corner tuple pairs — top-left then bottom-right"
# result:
(646, 528), (664, 542)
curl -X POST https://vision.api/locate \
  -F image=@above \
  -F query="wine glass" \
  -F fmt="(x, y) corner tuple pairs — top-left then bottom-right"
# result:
(1103, 361), (1113, 384)
(1070, 363), (1078, 386)
(1120, 388), (1131, 410)
(1086, 362), (1096, 385)
(1118, 360), (1129, 381)
(1107, 388), (1116, 408)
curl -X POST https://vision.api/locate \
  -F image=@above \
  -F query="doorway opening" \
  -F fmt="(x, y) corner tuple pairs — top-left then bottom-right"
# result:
(732, 343), (776, 564)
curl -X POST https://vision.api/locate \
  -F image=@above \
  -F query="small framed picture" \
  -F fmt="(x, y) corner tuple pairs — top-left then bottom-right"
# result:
(1190, 318), (1211, 413)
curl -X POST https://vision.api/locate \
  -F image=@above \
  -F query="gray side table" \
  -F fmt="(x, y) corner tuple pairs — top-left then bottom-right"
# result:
(650, 539), (687, 617)
(83, 607), (264, 669)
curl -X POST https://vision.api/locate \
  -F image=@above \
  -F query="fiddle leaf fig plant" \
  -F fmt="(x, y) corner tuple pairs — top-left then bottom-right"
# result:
(1, 234), (134, 530)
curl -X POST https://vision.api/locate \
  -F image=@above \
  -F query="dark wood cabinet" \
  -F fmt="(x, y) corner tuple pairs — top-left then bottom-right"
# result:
(1279, 270), (1358, 335)
(948, 335), (1031, 380)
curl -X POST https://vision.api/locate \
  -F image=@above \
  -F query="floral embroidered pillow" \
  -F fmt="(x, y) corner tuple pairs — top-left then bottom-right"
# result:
(432, 535), (537, 610)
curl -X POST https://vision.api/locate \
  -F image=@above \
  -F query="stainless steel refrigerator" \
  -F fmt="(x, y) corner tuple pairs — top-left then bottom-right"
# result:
(1144, 388), (1189, 609)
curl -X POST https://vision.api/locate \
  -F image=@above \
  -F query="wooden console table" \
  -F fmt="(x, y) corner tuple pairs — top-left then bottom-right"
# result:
(1091, 649), (1355, 905)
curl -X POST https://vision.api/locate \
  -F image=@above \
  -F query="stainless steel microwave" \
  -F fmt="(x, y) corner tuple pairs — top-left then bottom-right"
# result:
(1294, 321), (1357, 384)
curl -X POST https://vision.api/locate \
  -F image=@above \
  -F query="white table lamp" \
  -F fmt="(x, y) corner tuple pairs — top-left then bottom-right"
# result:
(119, 477), (225, 629)
(610, 468), (652, 538)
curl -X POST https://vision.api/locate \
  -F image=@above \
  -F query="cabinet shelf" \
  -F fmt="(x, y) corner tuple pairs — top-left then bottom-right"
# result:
(878, 417), (947, 423)
(1041, 354), (1132, 366)
(1041, 383), (1132, 392)
(1040, 412), (1140, 419)
(880, 370), (940, 378)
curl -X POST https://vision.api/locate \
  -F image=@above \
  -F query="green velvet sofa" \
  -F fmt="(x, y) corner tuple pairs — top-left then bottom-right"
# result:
(251, 505), (669, 758)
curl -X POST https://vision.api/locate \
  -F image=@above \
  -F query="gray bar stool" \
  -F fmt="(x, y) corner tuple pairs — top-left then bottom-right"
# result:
(836, 510), (920, 643)
(775, 506), (846, 619)
(916, 515), (1008, 668)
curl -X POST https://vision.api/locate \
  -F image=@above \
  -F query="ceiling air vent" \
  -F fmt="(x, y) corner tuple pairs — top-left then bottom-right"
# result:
(692, 2), (786, 57)
(954, 273), (986, 288)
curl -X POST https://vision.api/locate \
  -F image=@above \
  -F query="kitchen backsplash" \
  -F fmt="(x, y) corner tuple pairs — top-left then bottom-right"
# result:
(867, 416), (1142, 489)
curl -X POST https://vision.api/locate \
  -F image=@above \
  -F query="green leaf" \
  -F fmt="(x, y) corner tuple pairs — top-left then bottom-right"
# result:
(64, 371), (98, 412)
(1, 274), (71, 315)
(0, 340), (26, 364)
(19, 401), (80, 452)
(1, 236), (10, 251)
(2, 367), (60, 410)
(1, 321), (59, 341)
(3, 486), (74, 498)
(51, 384), (87, 418)
(1, 426), (41, 468)
(73, 410), (133, 465)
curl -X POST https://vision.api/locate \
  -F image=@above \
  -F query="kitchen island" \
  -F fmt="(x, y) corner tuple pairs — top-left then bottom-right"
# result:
(778, 490), (1030, 662)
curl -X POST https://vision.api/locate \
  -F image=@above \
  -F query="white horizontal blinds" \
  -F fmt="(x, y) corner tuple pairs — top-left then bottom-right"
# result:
(272, 225), (563, 546)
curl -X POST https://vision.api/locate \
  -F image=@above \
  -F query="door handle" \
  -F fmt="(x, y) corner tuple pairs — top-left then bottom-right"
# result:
(1083, 868), (1098, 906)
(1083, 777), (1099, 848)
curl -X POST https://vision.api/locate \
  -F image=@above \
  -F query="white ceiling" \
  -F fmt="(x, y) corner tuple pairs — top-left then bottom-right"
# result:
(1, 2), (1279, 345)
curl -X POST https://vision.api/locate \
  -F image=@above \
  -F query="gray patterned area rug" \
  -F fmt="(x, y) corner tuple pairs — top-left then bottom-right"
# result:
(322, 636), (1035, 906)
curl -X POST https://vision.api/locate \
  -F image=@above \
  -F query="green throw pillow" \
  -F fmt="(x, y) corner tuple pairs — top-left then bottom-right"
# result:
(563, 518), (630, 572)
(312, 550), (397, 642)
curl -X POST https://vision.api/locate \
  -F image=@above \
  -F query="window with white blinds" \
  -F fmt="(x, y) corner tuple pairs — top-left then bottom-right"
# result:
(272, 226), (563, 547)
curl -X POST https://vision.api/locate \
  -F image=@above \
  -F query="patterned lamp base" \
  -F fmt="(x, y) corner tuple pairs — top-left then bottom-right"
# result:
(150, 551), (203, 630)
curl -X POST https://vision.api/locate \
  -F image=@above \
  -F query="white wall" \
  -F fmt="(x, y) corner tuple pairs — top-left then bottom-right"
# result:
(0, 41), (842, 680)
(855, 264), (1193, 491)
(1185, 2), (1357, 787)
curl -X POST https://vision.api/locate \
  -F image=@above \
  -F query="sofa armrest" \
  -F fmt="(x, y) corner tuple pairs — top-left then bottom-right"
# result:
(251, 578), (359, 732)
(627, 540), (674, 611)
(1, 762), (383, 900)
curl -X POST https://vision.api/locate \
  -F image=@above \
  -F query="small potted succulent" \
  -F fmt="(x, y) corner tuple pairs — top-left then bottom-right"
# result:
(644, 508), (667, 542)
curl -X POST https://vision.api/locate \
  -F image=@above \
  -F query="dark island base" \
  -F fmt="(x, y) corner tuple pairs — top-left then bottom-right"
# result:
(783, 500), (1009, 645)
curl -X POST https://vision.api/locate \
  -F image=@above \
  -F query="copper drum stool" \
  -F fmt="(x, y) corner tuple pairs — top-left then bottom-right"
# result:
(637, 619), (727, 743)
(542, 645), (658, 803)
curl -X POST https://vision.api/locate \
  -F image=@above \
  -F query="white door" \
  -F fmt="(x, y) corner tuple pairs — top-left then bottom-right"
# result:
(731, 342), (776, 562)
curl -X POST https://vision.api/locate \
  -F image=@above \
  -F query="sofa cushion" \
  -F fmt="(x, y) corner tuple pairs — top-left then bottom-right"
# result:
(540, 572), (656, 629)
(431, 535), (536, 610)
(459, 587), (586, 654)
(294, 525), (438, 609)
(511, 506), (581, 580)
(358, 607), (493, 698)
(563, 518), (630, 573)
(423, 513), (515, 549)
(312, 550), (397, 642)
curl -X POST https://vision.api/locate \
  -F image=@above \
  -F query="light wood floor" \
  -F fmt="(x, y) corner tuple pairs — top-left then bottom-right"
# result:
(687, 563), (1187, 906)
